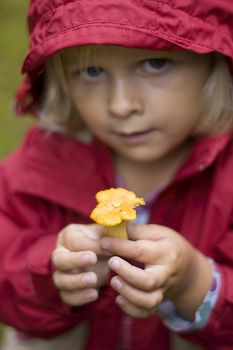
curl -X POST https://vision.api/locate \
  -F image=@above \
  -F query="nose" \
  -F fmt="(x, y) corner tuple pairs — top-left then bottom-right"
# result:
(108, 78), (143, 118)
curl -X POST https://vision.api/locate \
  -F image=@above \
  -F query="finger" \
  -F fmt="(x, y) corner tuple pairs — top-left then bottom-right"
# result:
(58, 224), (106, 254)
(60, 288), (98, 306)
(109, 257), (170, 291)
(52, 247), (97, 271)
(115, 296), (156, 319)
(101, 237), (163, 264)
(53, 270), (97, 291)
(111, 276), (164, 309)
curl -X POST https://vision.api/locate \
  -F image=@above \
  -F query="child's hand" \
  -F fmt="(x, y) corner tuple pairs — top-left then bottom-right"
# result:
(100, 223), (212, 319)
(52, 224), (109, 306)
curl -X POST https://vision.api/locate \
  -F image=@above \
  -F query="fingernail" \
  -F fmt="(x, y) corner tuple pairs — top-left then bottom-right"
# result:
(116, 295), (126, 306)
(83, 273), (95, 286)
(111, 277), (123, 290)
(101, 238), (111, 250)
(83, 253), (96, 264)
(109, 258), (121, 270)
(86, 290), (98, 302)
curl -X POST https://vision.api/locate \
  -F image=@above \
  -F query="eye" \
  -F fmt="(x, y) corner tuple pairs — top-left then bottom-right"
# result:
(81, 67), (106, 80)
(141, 58), (169, 73)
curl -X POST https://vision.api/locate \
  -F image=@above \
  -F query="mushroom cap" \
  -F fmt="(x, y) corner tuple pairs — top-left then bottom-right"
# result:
(90, 188), (145, 226)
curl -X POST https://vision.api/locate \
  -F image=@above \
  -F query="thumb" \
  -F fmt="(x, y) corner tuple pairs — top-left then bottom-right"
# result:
(127, 222), (172, 241)
(85, 224), (107, 240)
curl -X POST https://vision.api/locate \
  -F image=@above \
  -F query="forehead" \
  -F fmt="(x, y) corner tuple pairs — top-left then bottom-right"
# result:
(59, 45), (199, 66)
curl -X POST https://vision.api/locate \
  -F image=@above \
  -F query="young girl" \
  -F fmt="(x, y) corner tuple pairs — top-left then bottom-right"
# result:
(1, 0), (233, 349)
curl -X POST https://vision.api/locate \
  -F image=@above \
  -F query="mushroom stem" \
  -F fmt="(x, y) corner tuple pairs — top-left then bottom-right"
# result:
(106, 221), (127, 239)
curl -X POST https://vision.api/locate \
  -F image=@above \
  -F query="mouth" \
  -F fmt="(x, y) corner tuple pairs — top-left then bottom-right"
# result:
(115, 128), (155, 143)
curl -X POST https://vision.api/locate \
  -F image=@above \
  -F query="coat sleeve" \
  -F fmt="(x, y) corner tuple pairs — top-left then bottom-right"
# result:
(182, 224), (233, 348)
(0, 170), (101, 338)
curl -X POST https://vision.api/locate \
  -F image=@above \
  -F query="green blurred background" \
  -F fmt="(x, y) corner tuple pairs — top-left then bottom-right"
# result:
(0, 0), (33, 160)
(0, 0), (32, 342)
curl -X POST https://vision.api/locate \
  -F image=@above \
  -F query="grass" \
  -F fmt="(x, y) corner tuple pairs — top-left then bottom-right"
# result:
(0, 0), (33, 159)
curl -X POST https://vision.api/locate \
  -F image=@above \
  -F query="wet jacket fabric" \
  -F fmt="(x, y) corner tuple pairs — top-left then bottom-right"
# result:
(15, 0), (233, 115)
(5, 1), (233, 349)
(0, 127), (233, 349)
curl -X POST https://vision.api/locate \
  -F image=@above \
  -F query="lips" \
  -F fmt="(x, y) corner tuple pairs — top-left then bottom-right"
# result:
(115, 128), (155, 143)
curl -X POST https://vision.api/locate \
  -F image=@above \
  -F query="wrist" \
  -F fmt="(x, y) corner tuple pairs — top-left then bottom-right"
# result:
(170, 251), (212, 320)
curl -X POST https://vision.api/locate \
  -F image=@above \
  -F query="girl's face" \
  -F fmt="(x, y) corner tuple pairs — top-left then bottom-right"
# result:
(66, 46), (211, 163)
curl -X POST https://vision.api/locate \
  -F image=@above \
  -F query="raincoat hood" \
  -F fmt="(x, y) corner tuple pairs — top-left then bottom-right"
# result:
(16, 0), (233, 114)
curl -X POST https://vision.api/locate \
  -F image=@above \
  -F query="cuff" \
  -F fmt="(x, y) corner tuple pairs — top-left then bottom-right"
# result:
(156, 259), (221, 333)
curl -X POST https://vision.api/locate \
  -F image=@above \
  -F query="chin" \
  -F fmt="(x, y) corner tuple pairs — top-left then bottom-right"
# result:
(124, 152), (162, 163)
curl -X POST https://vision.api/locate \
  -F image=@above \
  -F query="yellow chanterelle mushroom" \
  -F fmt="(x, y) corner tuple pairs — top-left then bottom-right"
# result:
(90, 188), (145, 239)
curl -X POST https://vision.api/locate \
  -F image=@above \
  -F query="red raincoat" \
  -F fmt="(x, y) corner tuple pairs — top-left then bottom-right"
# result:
(0, 127), (233, 349)
(2, 0), (233, 349)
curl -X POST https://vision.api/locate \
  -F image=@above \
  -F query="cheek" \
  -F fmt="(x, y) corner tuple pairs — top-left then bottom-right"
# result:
(149, 92), (202, 139)
(71, 91), (103, 123)
(158, 85), (202, 121)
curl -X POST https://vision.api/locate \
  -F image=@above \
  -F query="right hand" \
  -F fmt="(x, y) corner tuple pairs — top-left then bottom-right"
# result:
(52, 224), (109, 306)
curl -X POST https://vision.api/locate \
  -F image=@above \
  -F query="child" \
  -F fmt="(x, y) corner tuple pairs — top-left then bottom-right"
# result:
(1, 0), (233, 349)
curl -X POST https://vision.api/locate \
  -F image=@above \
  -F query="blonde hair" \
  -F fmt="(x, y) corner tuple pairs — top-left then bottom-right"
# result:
(39, 46), (233, 136)
(194, 54), (233, 135)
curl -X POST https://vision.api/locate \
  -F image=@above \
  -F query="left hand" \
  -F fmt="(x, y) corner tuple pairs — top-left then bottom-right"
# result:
(100, 223), (212, 319)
